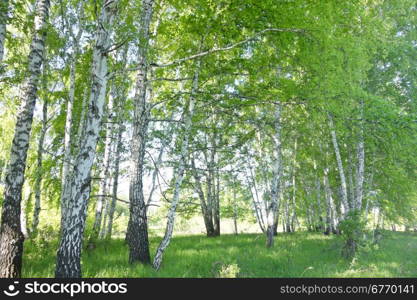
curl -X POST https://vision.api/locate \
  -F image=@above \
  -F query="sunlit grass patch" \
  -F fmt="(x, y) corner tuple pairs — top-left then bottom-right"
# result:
(23, 231), (417, 278)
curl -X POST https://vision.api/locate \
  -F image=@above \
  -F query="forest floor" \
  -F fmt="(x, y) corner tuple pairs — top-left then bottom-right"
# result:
(23, 231), (417, 277)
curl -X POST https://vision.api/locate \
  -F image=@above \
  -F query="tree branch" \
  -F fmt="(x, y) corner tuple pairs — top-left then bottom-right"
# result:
(151, 27), (306, 68)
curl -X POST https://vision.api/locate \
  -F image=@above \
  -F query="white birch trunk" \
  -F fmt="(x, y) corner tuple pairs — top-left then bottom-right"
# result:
(103, 45), (128, 239)
(323, 168), (336, 234)
(60, 5), (84, 228)
(55, 0), (119, 278)
(247, 164), (266, 232)
(92, 94), (114, 240)
(355, 100), (365, 211)
(0, 0), (50, 278)
(152, 63), (200, 270)
(126, 0), (154, 265)
(266, 102), (281, 247)
(20, 186), (30, 239)
(32, 98), (48, 236)
(328, 115), (349, 216)
(105, 122), (123, 238)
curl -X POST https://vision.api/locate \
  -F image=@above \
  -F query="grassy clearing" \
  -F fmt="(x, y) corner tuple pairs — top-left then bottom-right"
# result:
(23, 231), (417, 278)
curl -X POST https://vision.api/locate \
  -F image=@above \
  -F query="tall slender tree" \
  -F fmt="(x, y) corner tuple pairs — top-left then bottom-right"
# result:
(126, 0), (154, 265)
(55, 0), (119, 278)
(0, 0), (50, 278)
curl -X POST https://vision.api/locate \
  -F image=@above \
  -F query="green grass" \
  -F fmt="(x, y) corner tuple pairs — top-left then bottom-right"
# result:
(23, 231), (417, 277)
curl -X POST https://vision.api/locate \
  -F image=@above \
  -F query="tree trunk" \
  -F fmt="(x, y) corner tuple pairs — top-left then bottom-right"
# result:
(323, 168), (336, 235)
(126, 0), (154, 265)
(355, 100), (365, 211)
(0, 0), (50, 278)
(266, 103), (281, 247)
(328, 115), (349, 216)
(213, 165), (220, 236)
(0, 0), (8, 63)
(91, 94), (114, 242)
(32, 98), (48, 236)
(247, 163), (266, 233)
(191, 157), (215, 236)
(106, 123), (123, 239)
(347, 151), (355, 210)
(60, 9), (84, 230)
(232, 180), (238, 235)
(55, 0), (119, 278)
(152, 62), (200, 270)
(101, 46), (128, 239)
(60, 59), (76, 228)
(20, 187), (30, 239)
(290, 139), (298, 232)
(315, 175), (324, 232)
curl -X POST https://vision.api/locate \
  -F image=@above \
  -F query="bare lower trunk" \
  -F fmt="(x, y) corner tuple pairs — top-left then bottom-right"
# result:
(315, 176), (324, 232)
(106, 123), (123, 239)
(290, 139), (297, 232)
(32, 99), (48, 236)
(191, 157), (215, 236)
(247, 164), (266, 233)
(232, 183), (238, 235)
(152, 165), (185, 270)
(213, 166), (220, 236)
(0, 0), (50, 278)
(347, 151), (355, 210)
(20, 187), (30, 239)
(323, 168), (336, 234)
(55, 0), (119, 278)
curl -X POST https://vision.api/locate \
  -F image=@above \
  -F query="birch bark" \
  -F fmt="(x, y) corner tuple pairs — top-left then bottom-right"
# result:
(126, 0), (154, 265)
(355, 100), (365, 211)
(266, 103), (281, 247)
(152, 63), (200, 270)
(323, 168), (336, 234)
(55, 0), (119, 278)
(191, 157), (215, 236)
(328, 115), (349, 216)
(91, 94), (114, 240)
(0, 0), (50, 278)
(60, 2), (85, 228)
(32, 98), (48, 236)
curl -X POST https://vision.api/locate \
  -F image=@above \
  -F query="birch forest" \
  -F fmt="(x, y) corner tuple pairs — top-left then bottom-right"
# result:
(0, 0), (416, 278)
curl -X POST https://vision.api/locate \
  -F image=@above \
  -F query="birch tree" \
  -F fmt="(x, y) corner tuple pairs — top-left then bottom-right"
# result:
(153, 62), (200, 270)
(55, 0), (119, 278)
(126, 0), (154, 265)
(0, 0), (50, 278)
(31, 97), (48, 236)
(266, 103), (281, 247)
(91, 93), (114, 241)
(328, 115), (349, 216)
(60, 0), (85, 228)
